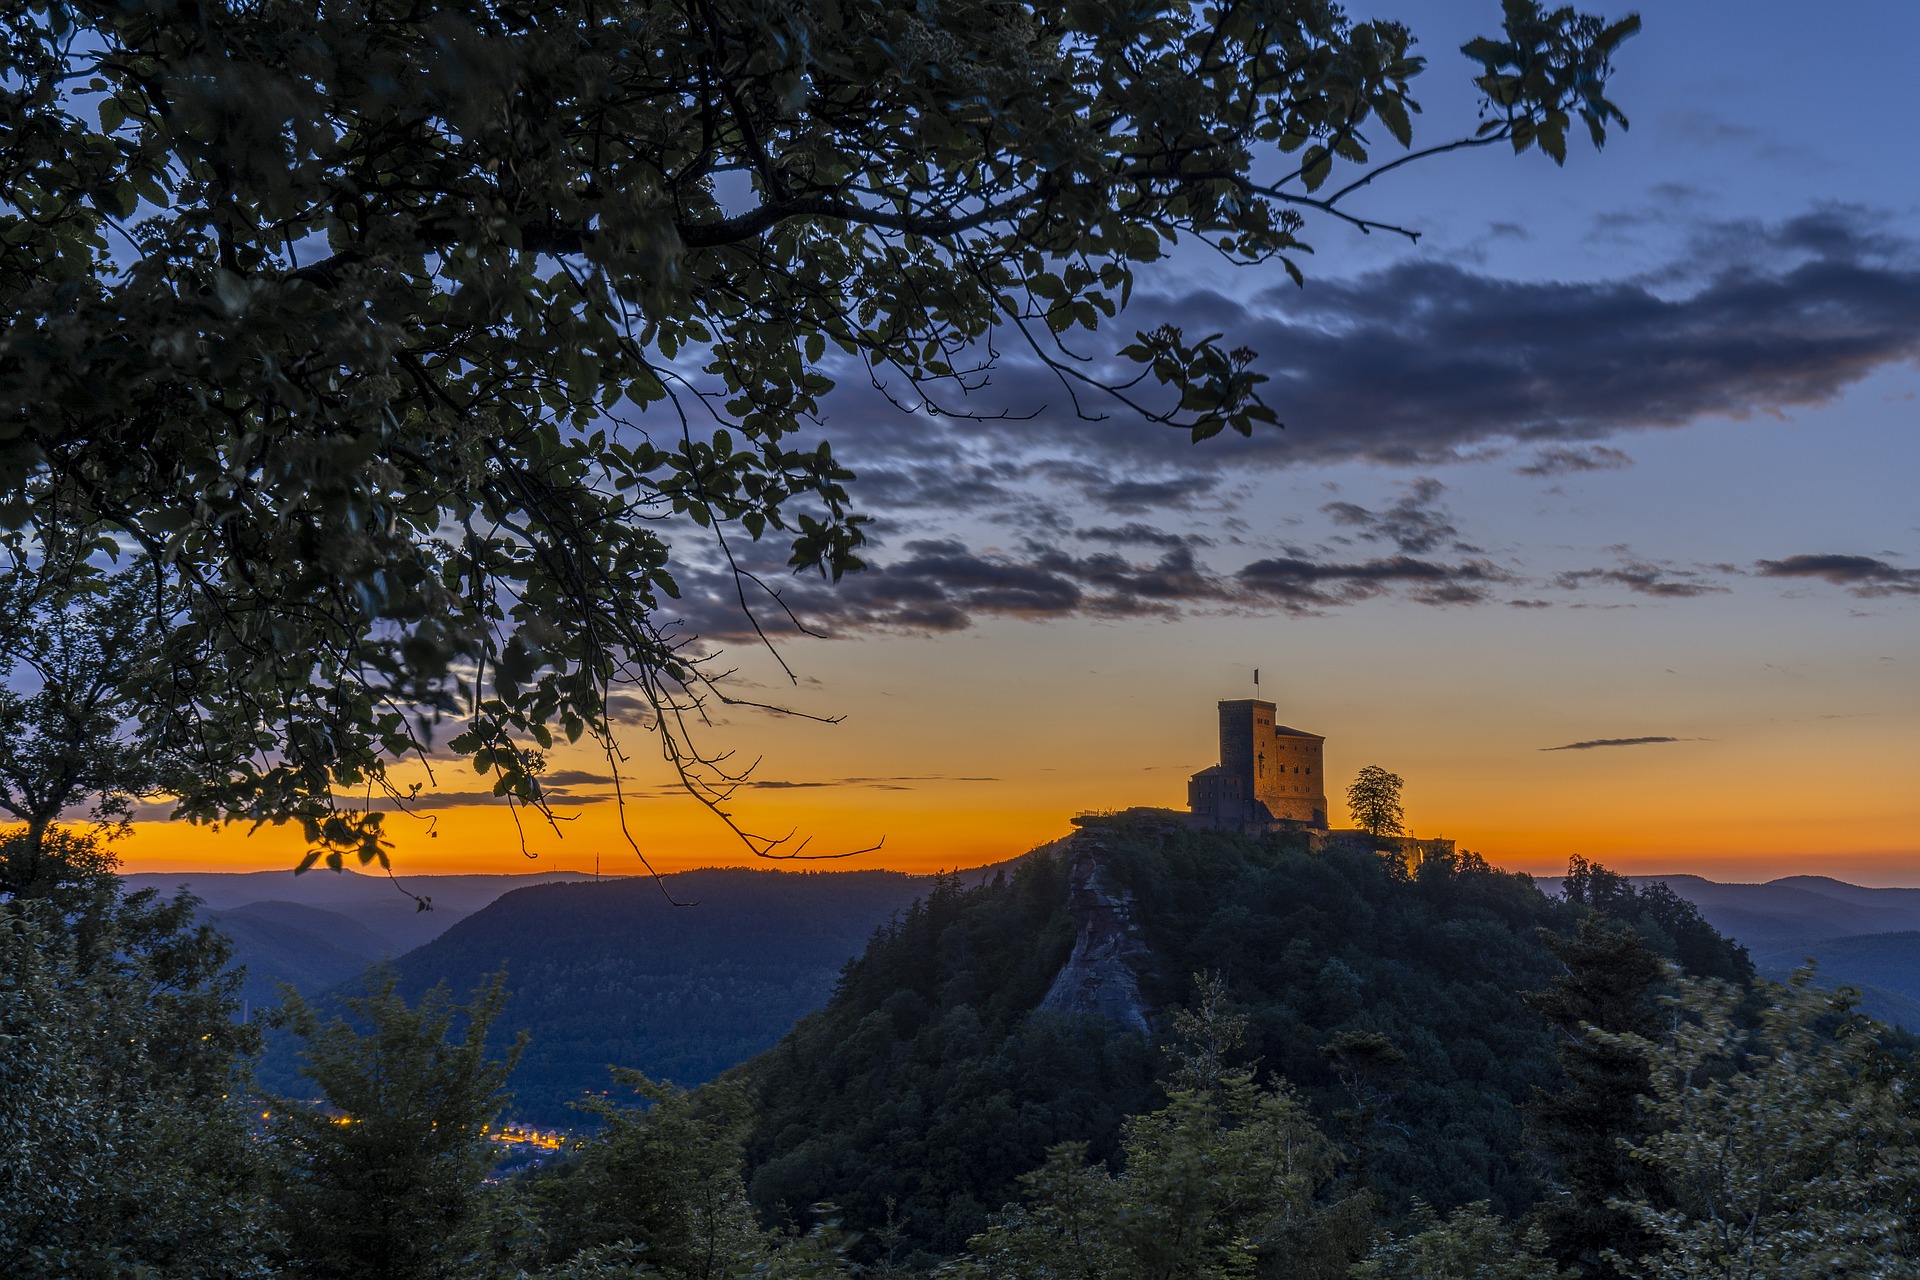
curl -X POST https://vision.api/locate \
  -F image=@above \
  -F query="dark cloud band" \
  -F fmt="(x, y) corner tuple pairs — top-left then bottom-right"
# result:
(675, 522), (1510, 640)
(818, 208), (1920, 513)
(1542, 736), (1684, 751)
(1755, 554), (1920, 597)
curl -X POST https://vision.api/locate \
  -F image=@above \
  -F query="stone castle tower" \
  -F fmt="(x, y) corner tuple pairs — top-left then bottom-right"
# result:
(1188, 699), (1328, 830)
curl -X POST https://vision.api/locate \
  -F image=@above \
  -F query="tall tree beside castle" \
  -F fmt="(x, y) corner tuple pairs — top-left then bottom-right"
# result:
(1346, 766), (1407, 839)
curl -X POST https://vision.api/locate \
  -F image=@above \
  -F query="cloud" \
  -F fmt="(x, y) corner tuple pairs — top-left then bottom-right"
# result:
(1236, 553), (1510, 609)
(673, 536), (1515, 638)
(1754, 553), (1920, 597)
(622, 773), (1000, 796)
(847, 461), (1022, 511)
(672, 539), (1152, 638)
(1554, 557), (1730, 598)
(1516, 445), (1635, 477)
(126, 788), (613, 821)
(1219, 218), (1920, 463)
(1077, 523), (1212, 549)
(538, 769), (615, 787)
(662, 203), (1920, 637)
(1320, 476), (1475, 554)
(812, 208), (1920, 512)
(1081, 475), (1219, 514)
(1542, 736), (1684, 751)
(368, 790), (608, 811)
(1661, 109), (1756, 143)
(743, 774), (997, 789)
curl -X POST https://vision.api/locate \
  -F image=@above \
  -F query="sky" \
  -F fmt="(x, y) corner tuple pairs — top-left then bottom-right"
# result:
(123, 0), (1920, 885)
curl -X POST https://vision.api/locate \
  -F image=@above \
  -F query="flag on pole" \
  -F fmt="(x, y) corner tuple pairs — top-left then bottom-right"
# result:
(1254, 668), (1260, 685)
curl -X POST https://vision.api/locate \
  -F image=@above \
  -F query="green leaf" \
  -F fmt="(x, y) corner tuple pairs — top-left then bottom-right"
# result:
(1301, 145), (1332, 192)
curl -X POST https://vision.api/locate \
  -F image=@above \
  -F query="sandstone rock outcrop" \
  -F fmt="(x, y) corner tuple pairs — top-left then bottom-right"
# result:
(1036, 829), (1154, 1035)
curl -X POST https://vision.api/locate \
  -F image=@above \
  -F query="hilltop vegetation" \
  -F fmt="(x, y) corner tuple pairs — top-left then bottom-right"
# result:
(747, 853), (1156, 1256)
(1568, 873), (1920, 1031)
(742, 823), (1753, 1259)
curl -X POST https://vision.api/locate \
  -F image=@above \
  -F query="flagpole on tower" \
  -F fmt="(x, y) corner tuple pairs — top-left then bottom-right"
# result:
(1254, 667), (1261, 700)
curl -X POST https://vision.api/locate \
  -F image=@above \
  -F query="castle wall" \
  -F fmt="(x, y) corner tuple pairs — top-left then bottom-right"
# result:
(1257, 728), (1327, 827)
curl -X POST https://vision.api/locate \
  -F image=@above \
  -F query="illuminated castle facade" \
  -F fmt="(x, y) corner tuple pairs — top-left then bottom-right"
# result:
(1188, 699), (1329, 830)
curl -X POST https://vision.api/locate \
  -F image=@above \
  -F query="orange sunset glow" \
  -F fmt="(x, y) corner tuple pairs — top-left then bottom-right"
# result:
(120, 563), (1919, 885)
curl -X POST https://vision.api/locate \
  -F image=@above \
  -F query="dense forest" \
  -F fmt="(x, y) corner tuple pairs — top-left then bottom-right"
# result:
(16, 816), (1920, 1279)
(741, 822), (1753, 1259)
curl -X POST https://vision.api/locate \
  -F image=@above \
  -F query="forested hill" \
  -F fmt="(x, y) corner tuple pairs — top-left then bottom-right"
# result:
(264, 867), (936, 1124)
(741, 821), (1751, 1259)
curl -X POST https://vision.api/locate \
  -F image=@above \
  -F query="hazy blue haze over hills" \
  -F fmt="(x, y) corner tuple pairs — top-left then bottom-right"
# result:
(123, 868), (601, 1020)
(1744, 931), (1920, 1030)
(249, 867), (939, 1123)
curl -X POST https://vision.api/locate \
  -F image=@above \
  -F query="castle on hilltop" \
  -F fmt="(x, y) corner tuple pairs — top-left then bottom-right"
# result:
(1071, 696), (1452, 863)
(1189, 699), (1329, 831)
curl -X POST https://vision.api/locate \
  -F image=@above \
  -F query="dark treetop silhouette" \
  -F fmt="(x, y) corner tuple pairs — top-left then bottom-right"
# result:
(0, 0), (1635, 868)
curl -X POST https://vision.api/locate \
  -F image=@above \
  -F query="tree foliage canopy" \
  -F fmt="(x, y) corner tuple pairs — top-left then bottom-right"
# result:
(741, 826), (1755, 1260)
(18, 821), (1900, 1280)
(1607, 974), (1920, 1279)
(1345, 764), (1405, 839)
(270, 968), (523, 1279)
(0, 553), (170, 890)
(0, 830), (267, 1276)
(0, 0), (1636, 864)
(952, 1075), (1348, 1280)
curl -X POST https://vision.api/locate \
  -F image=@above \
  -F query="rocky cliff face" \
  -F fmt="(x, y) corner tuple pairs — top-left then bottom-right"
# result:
(1036, 827), (1154, 1035)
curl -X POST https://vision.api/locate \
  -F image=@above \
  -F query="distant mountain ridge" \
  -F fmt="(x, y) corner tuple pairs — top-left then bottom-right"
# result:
(201, 900), (391, 1012)
(1536, 873), (1920, 947)
(1539, 872), (1920, 1028)
(158, 856), (1920, 1139)
(122, 867), (605, 1018)
(123, 867), (600, 953)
